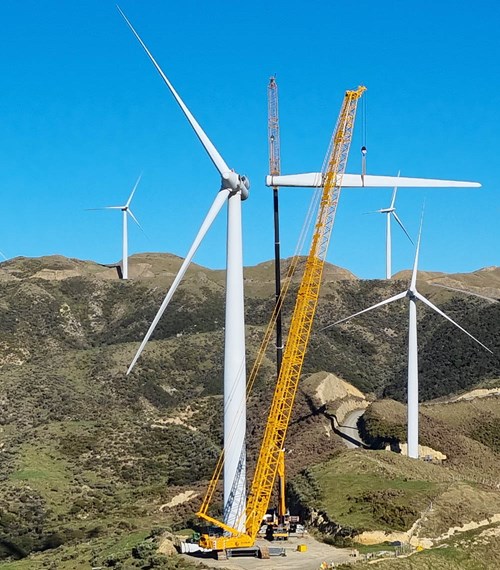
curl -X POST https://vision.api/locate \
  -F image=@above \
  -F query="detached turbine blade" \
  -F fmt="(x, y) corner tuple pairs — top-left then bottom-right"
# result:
(118, 7), (230, 177)
(392, 211), (414, 245)
(266, 173), (482, 189)
(414, 291), (493, 354)
(321, 291), (407, 330)
(126, 173), (142, 208)
(127, 188), (230, 374)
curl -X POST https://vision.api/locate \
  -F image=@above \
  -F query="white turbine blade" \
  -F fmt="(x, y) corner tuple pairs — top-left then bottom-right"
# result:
(321, 291), (407, 330)
(126, 173), (142, 208)
(118, 7), (230, 177)
(266, 173), (324, 187)
(410, 216), (424, 291)
(0, 250), (7, 261)
(127, 188), (230, 374)
(389, 186), (398, 209)
(266, 173), (482, 189)
(85, 206), (124, 211)
(127, 208), (146, 234)
(414, 291), (493, 354)
(389, 171), (400, 208)
(392, 211), (414, 244)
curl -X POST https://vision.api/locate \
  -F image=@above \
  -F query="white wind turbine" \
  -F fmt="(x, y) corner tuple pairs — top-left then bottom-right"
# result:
(369, 173), (414, 279)
(87, 175), (142, 280)
(323, 219), (492, 459)
(119, 8), (250, 530)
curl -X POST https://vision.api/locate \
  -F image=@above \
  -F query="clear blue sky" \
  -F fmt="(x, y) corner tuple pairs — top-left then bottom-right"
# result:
(1, 0), (498, 278)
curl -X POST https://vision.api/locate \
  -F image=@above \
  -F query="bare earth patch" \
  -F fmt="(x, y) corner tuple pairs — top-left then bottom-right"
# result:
(160, 490), (199, 511)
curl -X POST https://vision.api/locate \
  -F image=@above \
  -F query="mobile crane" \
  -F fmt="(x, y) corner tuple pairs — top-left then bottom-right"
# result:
(196, 85), (366, 553)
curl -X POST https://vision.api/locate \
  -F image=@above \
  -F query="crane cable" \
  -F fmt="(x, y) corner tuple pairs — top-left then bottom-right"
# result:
(361, 93), (367, 180)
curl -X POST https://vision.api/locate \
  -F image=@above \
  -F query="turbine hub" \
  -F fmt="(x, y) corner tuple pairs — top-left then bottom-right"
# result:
(407, 289), (416, 300)
(221, 171), (250, 200)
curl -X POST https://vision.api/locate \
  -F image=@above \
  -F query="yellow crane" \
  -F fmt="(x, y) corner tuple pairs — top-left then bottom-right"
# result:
(197, 85), (366, 552)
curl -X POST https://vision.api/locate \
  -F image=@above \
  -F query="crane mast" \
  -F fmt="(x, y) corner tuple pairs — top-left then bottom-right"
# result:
(268, 76), (284, 374)
(198, 85), (365, 551)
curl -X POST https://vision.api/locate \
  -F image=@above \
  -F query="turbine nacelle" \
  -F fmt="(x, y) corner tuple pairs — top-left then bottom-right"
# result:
(222, 171), (250, 199)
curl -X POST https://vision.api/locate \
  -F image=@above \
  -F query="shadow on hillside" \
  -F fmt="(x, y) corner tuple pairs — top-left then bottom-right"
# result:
(299, 394), (370, 449)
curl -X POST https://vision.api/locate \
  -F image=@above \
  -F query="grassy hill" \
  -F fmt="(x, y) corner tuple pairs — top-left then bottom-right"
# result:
(0, 253), (498, 566)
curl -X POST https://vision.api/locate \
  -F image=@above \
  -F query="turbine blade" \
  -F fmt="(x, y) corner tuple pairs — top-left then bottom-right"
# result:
(0, 250), (7, 261)
(127, 189), (230, 374)
(414, 291), (493, 354)
(126, 173), (142, 207)
(388, 170), (401, 209)
(392, 212), (414, 244)
(127, 209), (146, 234)
(321, 291), (407, 330)
(85, 206), (123, 210)
(118, 7), (230, 177)
(266, 173), (481, 189)
(410, 213), (424, 291)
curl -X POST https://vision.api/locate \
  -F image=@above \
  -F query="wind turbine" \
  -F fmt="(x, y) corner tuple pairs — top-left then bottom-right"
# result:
(118, 8), (250, 530)
(87, 175), (142, 280)
(322, 219), (492, 459)
(368, 173), (414, 279)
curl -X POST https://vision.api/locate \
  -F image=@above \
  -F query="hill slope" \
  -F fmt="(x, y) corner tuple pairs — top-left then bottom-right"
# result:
(0, 254), (498, 565)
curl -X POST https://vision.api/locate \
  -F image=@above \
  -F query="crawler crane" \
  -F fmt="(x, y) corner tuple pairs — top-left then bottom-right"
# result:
(196, 85), (366, 553)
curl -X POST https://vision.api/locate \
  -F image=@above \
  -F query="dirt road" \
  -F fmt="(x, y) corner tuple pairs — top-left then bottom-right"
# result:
(181, 535), (356, 569)
(335, 408), (366, 449)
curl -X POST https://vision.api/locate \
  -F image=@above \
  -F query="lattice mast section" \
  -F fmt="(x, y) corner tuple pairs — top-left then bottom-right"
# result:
(268, 76), (281, 177)
(268, 76), (285, 374)
(244, 86), (366, 540)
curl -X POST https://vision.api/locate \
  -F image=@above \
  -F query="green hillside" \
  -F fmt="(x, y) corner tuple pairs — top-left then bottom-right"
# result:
(0, 254), (498, 566)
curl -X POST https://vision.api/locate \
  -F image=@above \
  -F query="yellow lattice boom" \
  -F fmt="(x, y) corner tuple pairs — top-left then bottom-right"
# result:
(198, 85), (365, 551)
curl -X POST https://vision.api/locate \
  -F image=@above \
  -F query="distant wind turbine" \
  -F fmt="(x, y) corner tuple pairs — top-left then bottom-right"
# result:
(118, 7), (250, 531)
(367, 172), (413, 279)
(322, 218), (492, 459)
(87, 174), (143, 280)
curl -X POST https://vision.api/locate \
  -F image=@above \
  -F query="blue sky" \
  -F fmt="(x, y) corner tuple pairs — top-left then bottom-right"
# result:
(0, 0), (498, 279)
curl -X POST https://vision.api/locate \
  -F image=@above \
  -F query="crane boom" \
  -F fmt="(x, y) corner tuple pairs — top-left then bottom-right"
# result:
(268, 76), (281, 177)
(268, 76), (284, 373)
(199, 85), (365, 551)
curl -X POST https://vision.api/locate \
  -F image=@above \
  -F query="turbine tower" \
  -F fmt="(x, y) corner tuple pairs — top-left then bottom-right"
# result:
(87, 174), (142, 280)
(323, 220), (491, 459)
(119, 8), (250, 530)
(369, 174), (413, 279)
